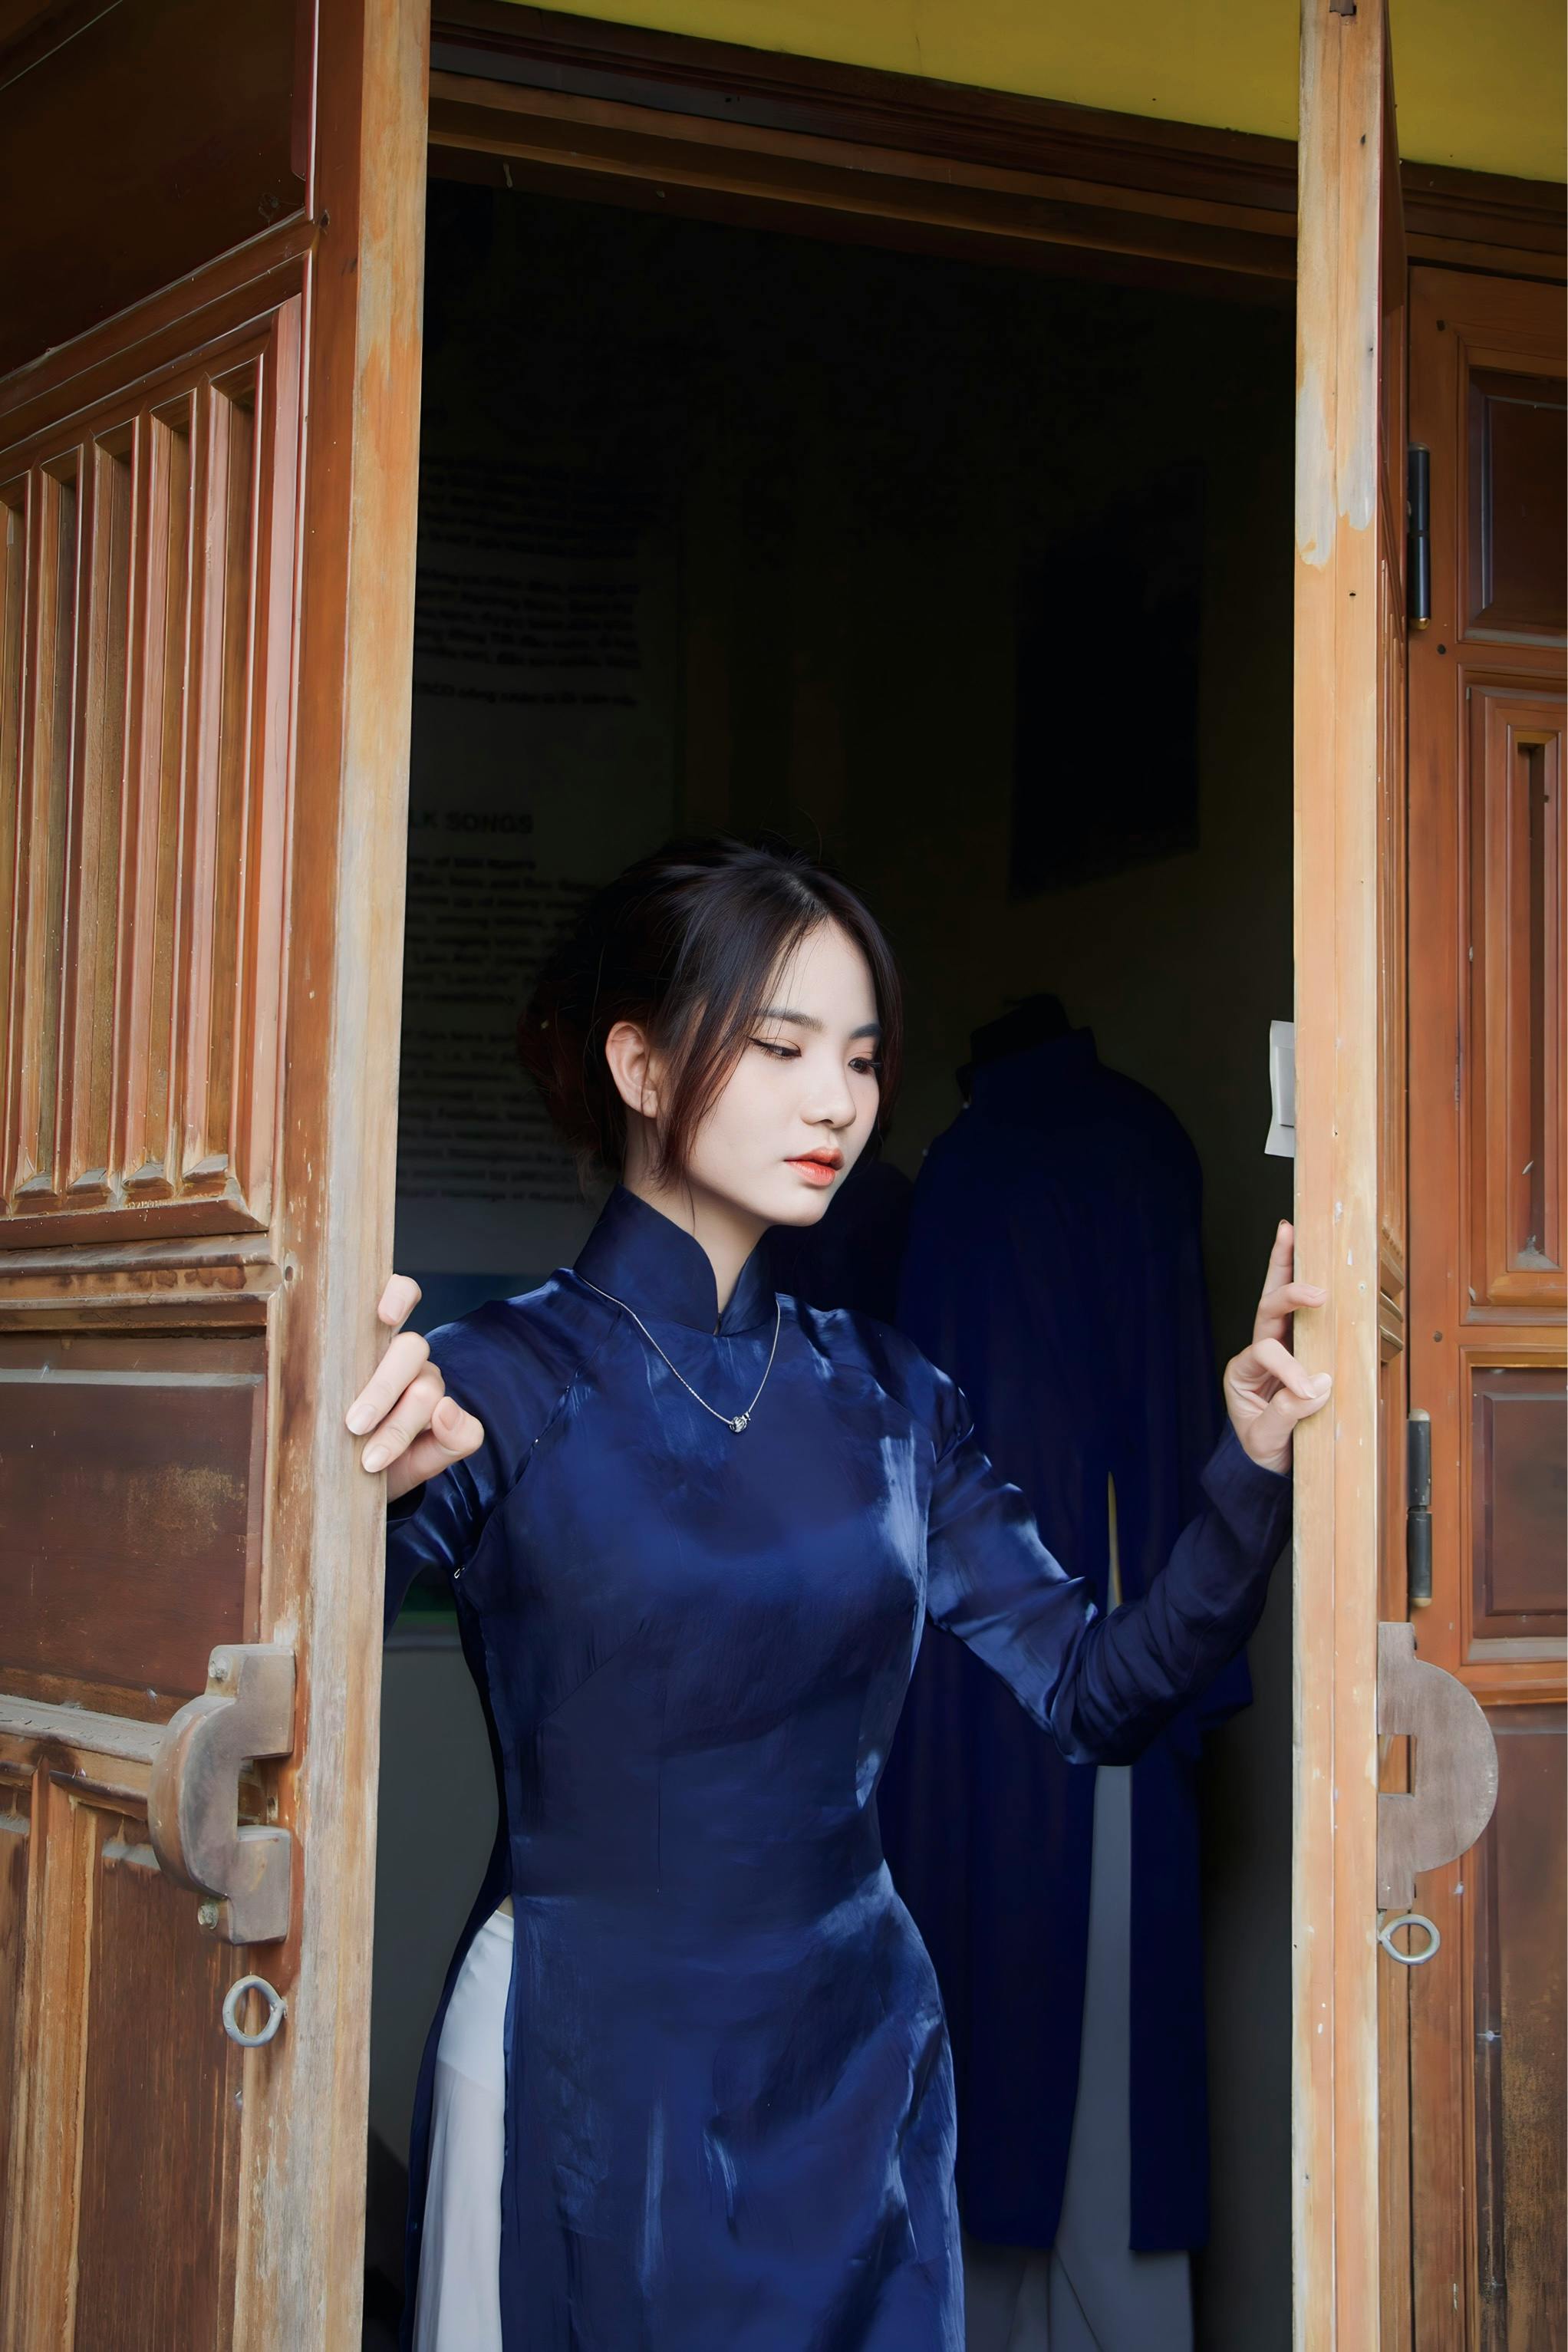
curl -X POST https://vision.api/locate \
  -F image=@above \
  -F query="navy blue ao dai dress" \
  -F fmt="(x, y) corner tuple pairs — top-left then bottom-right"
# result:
(384, 1181), (1291, 2351)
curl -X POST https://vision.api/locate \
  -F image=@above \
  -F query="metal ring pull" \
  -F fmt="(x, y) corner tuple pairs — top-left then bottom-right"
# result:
(1377, 1911), (1441, 1965)
(223, 1973), (288, 2046)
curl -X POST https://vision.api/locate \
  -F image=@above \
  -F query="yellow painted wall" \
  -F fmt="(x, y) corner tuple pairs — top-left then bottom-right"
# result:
(509, 0), (1567, 183)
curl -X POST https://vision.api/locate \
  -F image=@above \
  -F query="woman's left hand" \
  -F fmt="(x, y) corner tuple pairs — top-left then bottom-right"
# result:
(1224, 1220), (1331, 1474)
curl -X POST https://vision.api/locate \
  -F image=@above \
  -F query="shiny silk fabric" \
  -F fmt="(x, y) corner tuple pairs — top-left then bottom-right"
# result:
(384, 1182), (1291, 2352)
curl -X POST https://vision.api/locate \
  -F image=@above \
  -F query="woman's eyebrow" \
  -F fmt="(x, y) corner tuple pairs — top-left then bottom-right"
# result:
(760, 1006), (882, 1041)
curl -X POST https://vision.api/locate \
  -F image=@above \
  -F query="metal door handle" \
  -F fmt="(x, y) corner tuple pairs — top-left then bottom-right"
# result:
(1376, 1622), (1498, 1912)
(148, 1643), (297, 1945)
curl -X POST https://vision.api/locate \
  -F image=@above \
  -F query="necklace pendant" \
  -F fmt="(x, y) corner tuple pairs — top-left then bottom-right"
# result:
(730, 1412), (749, 1433)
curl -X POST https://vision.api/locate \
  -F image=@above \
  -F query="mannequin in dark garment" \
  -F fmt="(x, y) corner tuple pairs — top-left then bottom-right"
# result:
(880, 993), (1245, 2352)
(957, 992), (1076, 1098)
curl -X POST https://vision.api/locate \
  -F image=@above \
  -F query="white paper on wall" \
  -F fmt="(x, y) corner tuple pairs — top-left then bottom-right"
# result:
(1265, 1017), (1296, 1159)
(395, 453), (677, 1276)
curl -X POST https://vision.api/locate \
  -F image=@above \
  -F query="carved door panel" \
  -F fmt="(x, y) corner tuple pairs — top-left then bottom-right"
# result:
(1406, 266), (1566, 2352)
(0, 4), (427, 2345)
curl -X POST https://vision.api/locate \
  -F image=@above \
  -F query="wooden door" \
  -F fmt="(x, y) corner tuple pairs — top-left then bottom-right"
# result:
(1405, 267), (1566, 2351)
(1293, 4), (1506, 2345)
(0, 3), (427, 2345)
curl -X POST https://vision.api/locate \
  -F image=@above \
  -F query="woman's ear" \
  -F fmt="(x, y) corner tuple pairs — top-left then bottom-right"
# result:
(603, 1018), (661, 1122)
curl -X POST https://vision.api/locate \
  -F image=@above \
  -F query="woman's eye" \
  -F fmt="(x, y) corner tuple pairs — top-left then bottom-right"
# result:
(751, 1039), (881, 1075)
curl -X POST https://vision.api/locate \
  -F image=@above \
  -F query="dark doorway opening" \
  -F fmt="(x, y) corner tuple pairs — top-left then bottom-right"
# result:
(371, 175), (1296, 2351)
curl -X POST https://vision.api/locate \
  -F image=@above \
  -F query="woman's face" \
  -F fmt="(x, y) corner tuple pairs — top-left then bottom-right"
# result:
(661, 920), (883, 1234)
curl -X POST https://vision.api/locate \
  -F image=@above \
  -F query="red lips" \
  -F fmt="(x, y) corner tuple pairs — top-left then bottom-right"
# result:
(786, 1151), (841, 1185)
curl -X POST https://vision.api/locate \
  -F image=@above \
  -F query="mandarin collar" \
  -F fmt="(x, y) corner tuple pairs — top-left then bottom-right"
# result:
(572, 1184), (778, 1336)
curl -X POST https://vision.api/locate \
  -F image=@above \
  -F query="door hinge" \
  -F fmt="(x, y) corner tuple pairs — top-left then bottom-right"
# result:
(1377, 1623), (1498, 1910)
(1407, 1408), (1433, 1608)
(1408, 447), (1431, 629)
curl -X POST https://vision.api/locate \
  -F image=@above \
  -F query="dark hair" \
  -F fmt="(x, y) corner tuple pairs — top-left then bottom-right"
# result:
(517, 833), (904, 1184)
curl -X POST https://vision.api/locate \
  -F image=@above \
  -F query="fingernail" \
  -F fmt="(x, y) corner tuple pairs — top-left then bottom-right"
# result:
(363, 1442), (390, 1472)
(346, 1405), (373, 1435)
(1311, 1372), (1332, 1395)
(1304, 1285), (1327, 1300)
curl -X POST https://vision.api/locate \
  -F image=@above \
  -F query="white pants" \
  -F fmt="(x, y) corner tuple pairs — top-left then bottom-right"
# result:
(412, 1906), (514, 2352)
(963, 1767), (1194, 2352)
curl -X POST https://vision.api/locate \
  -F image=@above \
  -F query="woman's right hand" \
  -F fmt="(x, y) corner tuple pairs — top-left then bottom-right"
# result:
(345, 1276), (486, 1502)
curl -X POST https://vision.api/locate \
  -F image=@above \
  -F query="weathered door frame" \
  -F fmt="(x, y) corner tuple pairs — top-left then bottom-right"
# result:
(424, 0), (1563, 291)
(1291, 5), (1405, 2339)
(413, 13), (1561, 2348)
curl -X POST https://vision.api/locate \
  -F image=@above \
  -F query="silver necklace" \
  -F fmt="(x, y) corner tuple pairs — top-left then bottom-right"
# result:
(577, 1276), (782, 1433)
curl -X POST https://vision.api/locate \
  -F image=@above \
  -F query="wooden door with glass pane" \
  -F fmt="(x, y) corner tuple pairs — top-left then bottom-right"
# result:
(1405, 265), (1566, 2352)
(1293, 4), (1506, 2345)
(0, 2), (427, 2344)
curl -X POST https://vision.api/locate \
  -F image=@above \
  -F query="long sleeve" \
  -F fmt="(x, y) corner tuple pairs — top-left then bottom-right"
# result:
(381, 1337), (497, 1635)
(1100, 1124), (1254, 1741)
(383, 1432), (486, 1636)
(380, 1296), (572, 1638)
(922, 1371), (1291, 1767)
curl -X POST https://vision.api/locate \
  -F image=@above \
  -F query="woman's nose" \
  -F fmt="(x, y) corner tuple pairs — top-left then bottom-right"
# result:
(804, 1078), (855, 1128)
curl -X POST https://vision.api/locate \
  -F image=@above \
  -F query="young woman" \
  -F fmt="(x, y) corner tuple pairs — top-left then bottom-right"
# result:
(351, 835), (1329, 2352)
